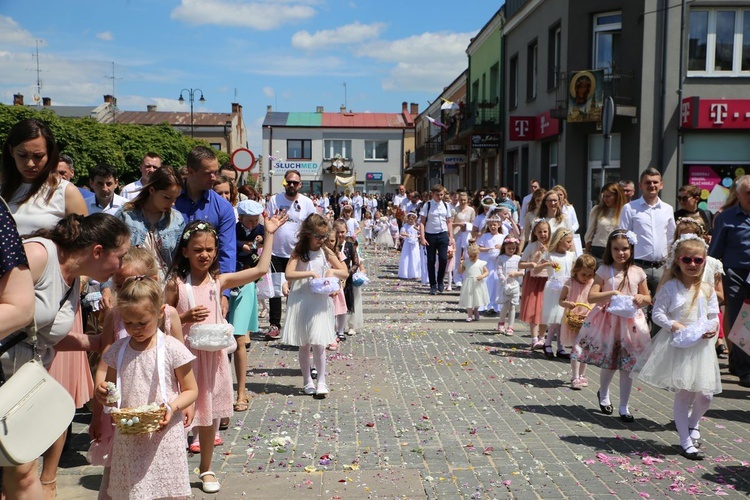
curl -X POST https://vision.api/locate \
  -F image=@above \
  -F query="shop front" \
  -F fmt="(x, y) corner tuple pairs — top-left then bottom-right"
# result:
(680, 97), (750, 213)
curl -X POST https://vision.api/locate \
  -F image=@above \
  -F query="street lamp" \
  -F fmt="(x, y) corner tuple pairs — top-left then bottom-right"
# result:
(178, 88), (205, 138)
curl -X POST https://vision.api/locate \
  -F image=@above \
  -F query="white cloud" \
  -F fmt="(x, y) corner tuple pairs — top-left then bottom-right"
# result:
(96, 31), (114, 41)
(171, 0), (316, 30)
(292, 22), (386, 50)
(262, 86), (275, 98)
(0, 16), (37, 48)
(356, 31), (473, 93)
(239, 53), (351, 77)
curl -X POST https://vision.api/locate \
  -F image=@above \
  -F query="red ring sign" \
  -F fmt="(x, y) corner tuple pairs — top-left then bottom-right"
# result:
(231, 148), (256, 172)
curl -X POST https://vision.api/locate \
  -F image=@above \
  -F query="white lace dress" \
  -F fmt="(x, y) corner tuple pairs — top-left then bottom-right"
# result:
(631, 280), (721, 394)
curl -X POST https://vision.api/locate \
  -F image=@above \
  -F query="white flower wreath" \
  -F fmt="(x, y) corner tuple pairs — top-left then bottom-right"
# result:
(625, 230), (638, 246)
(182, 222), (214, 241)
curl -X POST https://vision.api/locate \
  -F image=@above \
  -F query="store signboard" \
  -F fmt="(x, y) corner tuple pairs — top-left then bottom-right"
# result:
(366, 172), (383, 181)
(681, 97), (750, 130)
(272, 161), (319, 174)
(536, 111), (560, 139)
(472, 134), (501, 148)
(508, 116), (535, 141)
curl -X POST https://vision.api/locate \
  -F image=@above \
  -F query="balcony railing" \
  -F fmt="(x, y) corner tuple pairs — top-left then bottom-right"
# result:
(415, 132), (443, 163)
(553, 70), (636, 118)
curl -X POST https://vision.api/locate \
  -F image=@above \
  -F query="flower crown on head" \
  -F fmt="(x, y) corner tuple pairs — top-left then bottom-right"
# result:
(503, 237), (520, 245)
(676, 216), (705, 235)
(666, 233), (708, 267)
(182, 222), (216, 241)
(609, 229), (638, 246)
(531, 218), (547, 230)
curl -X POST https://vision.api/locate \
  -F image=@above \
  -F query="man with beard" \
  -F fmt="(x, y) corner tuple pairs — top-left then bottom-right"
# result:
(265, 169), (316, 339)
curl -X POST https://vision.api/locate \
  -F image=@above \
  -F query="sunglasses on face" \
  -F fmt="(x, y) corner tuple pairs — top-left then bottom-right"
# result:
(286, 181), (301, 186)
(677, 195), (694, 202)
(679, 256), (705, 265)
(313, 231), (330, 240)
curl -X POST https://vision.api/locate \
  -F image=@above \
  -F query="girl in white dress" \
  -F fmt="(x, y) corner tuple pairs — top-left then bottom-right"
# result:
(476, 215), (505, 314)
(374, 217), (394, 249)
(631, 234), (720, 460)
(496, 238), (523, 335)
(282, 214), (349, 398)
(362, 211), (374, 245)
(398, 213), (421, 279)
(458, 242), (489, 322)
(541, 228), (577, 359)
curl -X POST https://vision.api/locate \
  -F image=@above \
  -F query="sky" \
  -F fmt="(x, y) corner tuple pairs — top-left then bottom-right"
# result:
(0, 0), (502, 153)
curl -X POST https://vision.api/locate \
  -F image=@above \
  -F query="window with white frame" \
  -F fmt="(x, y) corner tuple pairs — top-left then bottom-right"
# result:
(323, 140), (352, 159)
(688, 8), (750, 76)
(593, 11), (622, 76)
(364, 140), (388, 161)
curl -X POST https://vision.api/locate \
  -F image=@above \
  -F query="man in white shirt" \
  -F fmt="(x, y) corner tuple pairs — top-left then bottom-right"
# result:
(393, 185), (408, 211)
(265, 169), (316, 339)
(419, 184), (454, 295)
(88, 163), (128, 215)
(120, 152), (161, 200)
(352, 191), (364, 221)
(519, 179), (541, 229)
(619, 167), (676, 333)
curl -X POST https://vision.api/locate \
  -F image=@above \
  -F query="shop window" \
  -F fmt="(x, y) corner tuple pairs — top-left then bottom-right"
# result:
(364, 140), (388, 161)
(593, 11), (622, 76)
(688, 8), (750, 76)
(323, 140), (351, 160)
(287, 139), (311, 160)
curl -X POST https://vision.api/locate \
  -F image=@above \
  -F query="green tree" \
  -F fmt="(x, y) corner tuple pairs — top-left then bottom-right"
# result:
(0, 104), (230, 185)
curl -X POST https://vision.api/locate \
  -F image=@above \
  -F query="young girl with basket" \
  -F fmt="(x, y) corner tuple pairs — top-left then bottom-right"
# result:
(573, 229), (651, 423)
(631, 235), (720, 460)
(496, 237), (523, 335)
(282, 214), (349, 399)
(96, 276), (198, 500)
(559, 254), (596, 390)
(165, 214), (286, 493)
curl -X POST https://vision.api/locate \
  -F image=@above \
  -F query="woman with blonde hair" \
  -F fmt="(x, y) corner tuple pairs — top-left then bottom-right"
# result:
(584, 182), (625, 260)
(522, 189), (546, 244)
(552, 185), (579, 233)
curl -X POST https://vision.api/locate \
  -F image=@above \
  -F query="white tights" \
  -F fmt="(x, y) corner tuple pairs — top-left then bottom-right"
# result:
(299, 344), (327, 387)
(674, 390), (713, 449)
(499, 303), (516, 330)
(599, 368), (634, 415)
(335, 313), (347, 335)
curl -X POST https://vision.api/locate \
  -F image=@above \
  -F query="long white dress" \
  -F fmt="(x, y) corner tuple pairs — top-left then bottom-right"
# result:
(458, 259), (490, 308)
(477, 232), (505, 311)
(398, 224), (421, 279)
(281, 249), (336, 346)
(631, 280), (721, 394)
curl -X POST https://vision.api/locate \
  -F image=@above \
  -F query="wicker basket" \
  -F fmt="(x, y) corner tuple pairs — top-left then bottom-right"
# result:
(111, 404), (167, 435)
(565, 303), (593, 334)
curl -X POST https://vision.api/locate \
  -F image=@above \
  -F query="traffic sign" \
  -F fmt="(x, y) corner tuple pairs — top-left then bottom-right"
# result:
(231, 148), (256, 172)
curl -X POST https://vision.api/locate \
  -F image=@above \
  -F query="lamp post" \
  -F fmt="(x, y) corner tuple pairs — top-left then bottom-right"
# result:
(178, 88), (205, 138)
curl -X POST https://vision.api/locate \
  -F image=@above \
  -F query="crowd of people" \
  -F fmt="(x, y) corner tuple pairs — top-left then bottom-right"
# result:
(388, 170), (748, 462)
(0, 115), (747, 497)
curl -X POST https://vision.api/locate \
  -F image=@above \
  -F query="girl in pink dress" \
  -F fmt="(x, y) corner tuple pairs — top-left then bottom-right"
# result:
(166, 214), (287, 493)
(573, 230), (651, 422)
(327, 231), (347, 350)
(558, 254), (596, 390)
(96, 276), (198, 500)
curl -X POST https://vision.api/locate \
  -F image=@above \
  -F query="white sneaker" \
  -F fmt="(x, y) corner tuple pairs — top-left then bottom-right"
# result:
(303, 383), (316, 395)
(346, 328), (356, 336)
(314, 383), (329, 398)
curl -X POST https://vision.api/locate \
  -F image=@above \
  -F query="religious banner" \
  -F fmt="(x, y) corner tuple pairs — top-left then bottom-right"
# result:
(567, 69), (604, 123)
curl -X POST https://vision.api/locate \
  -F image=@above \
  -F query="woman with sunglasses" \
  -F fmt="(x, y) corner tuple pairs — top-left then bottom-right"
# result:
(674, 185), (712, 243)
(265, 170), (316, 339)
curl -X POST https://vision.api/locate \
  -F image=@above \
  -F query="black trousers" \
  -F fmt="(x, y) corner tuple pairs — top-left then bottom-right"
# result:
(425, 231), (449, 288)
(269, 255), (289, 328)
(724, 268), (750, 378)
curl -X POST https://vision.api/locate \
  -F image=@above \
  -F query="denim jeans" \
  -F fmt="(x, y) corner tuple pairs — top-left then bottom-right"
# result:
(424, 231), (449, 288)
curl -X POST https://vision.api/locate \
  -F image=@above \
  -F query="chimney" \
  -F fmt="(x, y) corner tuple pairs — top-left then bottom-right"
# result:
(103, 94), (114, 104)
(146, 105), (157, 112)
(13, 94), (23, 106)
(42, 97), (51, 107)
(402, 101), (408, 113)
(410, 102), (419, 115)
(316, 106), (324, 113)
(266, 105), (273, 113)
(231, 102), (240, 114)
(340, 105), (346, 114)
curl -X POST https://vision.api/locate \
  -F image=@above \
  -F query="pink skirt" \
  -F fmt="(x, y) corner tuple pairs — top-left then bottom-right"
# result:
(520, 275), (547, 324)
(333, 289), (347, 316)
(573, 306), (650, 371)
(48, 306), (94, 408)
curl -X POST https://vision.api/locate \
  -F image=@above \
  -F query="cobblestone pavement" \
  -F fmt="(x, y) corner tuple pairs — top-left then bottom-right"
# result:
(58, 247), (750, 498)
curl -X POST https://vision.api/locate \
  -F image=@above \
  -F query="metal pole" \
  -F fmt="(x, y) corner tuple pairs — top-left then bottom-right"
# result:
(190, 92), (194, 138)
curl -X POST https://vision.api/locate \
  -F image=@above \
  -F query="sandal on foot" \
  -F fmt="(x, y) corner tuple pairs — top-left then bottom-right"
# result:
(597, 390), (613, 415)
(199, 471), (221, 493)
(504, 327), (515, 336)
(466, 317), (474, 322)
(543, 346), (555, 358)
(571, 377), (584, 390)
(579, 375), (589, 387)
(233, 398), (249, 412)
(531, 340), (545, 350)
(556, 349), (571, 360)
(218, 417), (230, 430)
(496, 323), (505, 333)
